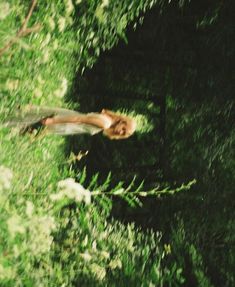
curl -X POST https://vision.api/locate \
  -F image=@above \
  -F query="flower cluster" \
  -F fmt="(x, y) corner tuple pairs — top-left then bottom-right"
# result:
(50, 178), (91, 205)
(0, 2), (10, 20)
(54, 77), (68, 98)
(0, 165), (13, 191)
(28, 215), (57, 256)
(7, 215), (25, 238)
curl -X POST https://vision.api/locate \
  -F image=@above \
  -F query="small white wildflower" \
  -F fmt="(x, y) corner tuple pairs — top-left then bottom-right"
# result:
(82, 235), (88, 247)
(92, 240), (97, 250)
(37, 75), (45, 84)
(0, 166), (13, 190)
(48, 17), (55, 31)
(0, 263), (15, 280)
(52, 178), (91, 204)
(29, 215), (57, 256)
(42, 49), (50, 63)
(34, 88), (43, 98)
(55, 177), (70, 188)
(42, 149), (52, 160)
(89, 31), (95, 39)
(54, 89), (62, 98)
(58, 16), (66, 32)
(67, 16), (73, 26)
(41, 33), (51, 47)
(50, 192), (64, 201)
(65, 0), (74, 15)
(53, 39), (59, 50)
(100, 251), (110, 259)
(54, 77), (68, 98)
(26, 201), (34, 217)
(109, 258), (122, 270)
(99, 231), (108, 240)
(80, 252), (92, 261)
(5, 79), (19, 91)
(0, 3), (10, 20)
(61, 77), (68, 94)
(101, 0), (109, 8)
(7, 215), (25, 237)
(13, 244), (20, 258)
(90, 263), (106, 281)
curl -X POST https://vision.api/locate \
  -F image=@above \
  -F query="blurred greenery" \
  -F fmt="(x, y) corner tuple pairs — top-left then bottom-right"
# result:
(0, 0), (234, 286)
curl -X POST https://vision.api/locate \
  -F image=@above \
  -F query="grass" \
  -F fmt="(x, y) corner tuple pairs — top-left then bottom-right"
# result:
(0, 1), (185, 286)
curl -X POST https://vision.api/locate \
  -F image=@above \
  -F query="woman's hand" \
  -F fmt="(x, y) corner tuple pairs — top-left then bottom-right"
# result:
(41, 117), (55, 125)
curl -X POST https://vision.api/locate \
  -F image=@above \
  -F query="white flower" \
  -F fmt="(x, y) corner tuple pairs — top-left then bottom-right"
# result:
(90, 263), (106, 281)
(0, 166), (13, 191)
(92, 240), (97, 250)
(0, 264), (15, 280)
(37, 75), (45, 84)
(54, 77), (68, 98)
(53, 39), (59, 50)
(0, 3), (10, 20)
(7, 215), (25, 237)
(13, 244), (20, 258)
(58, 16), (66, 32)
(65, 0), (74, 15)
(100, 251), (110, 259)
(80, 252), (92, 261)
(42, 49), (50, 63)
(5, 79), (19, 91)
(49, 192), (64, 201)
(34, 87), (43, 98)
(41, 33), (51, 47)
(61, 77), (68, 94)
(48, 17), (55, 31)
(51, 178), (91, 205)
(109, 258), (122, 270)
(101, 0), (109, 8)
(26, 201), (34, 217)
(29, 215), (57, 256)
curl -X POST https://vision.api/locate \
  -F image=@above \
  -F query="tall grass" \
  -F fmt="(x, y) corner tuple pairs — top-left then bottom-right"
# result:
(0, 1), (194, 286)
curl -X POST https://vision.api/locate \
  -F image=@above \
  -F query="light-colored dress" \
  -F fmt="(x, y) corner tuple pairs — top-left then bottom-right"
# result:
(3, 106), (111, 136)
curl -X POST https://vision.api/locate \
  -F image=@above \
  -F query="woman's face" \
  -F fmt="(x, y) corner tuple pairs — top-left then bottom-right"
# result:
(103, 120), (134, 139)
(102, 109), (136, 140)
(113, 120), (127, 136)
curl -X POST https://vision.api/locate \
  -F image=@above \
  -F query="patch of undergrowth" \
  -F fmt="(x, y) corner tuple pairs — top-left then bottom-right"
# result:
(0, 1), (200, 286)
(0, 164), (192, 286)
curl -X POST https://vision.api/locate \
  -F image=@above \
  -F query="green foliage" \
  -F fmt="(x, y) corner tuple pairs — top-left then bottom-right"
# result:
(0, 0), (195, 286)
(78, 168), (196, 209)
(167, 97), (235, 287)
(0, 1), (78, 109)
(1, 0), (233, 285)
(168, 221), (214, 287)
(72, 0), (158, 71)
(0, 164), (188, 286)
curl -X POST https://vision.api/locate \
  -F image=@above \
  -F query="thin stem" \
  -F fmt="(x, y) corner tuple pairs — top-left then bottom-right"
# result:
(0, 0), (40, 57)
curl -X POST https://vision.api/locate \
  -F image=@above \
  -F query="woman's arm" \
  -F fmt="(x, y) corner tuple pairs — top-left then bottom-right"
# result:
(43, 114), (111, 129)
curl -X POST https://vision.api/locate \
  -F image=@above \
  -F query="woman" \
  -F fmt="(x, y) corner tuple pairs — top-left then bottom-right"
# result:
(4, 106), (136, 140)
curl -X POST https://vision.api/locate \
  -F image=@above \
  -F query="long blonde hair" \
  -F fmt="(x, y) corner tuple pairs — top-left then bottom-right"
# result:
(101, 109), (136, 140)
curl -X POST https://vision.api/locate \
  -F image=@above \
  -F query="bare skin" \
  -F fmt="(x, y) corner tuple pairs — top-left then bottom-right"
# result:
(42, 114), (110, 129)
(41, 109), (136, 139)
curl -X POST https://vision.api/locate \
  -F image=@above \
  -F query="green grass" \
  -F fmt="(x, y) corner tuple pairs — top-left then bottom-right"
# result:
(0, 1), (188, 286)
(1, 1), (218, 286)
